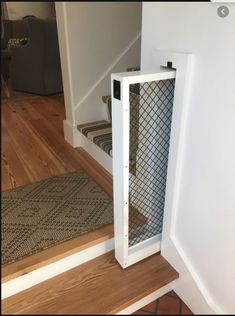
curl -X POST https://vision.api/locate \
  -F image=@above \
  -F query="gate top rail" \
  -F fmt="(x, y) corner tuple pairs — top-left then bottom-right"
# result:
(111, 67), (176, 85)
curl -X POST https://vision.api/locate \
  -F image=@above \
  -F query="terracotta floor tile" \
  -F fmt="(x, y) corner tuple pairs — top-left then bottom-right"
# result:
(142, 301), (157, 312)
(157, 295), (181, 315)
(133, 309), (152, 315)
(167, 290), (179, 298)
(181, 302), (193, 315)
(133, 292), (194, 315)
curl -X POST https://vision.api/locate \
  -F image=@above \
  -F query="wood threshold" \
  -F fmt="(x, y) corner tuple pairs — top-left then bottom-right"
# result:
(2, 205), (147, 284)
(2, 224), (113, 284)
(2, 251), (179, 315)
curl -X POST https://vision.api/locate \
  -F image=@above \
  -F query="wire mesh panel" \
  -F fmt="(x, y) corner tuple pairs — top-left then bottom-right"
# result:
(128, 79), (175, 247)
(112, 69), (176, 268)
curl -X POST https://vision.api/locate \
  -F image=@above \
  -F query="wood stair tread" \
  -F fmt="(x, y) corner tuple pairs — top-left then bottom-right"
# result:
(2, 251), (178, 315)
(2, 224), (113, 284)
(102, 95), (111, 104)
(127, 66), (140, 72)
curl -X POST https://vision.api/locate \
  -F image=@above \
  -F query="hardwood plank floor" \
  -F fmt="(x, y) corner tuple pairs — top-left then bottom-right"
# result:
(1, 95), (147, 285)
(1, 95), (115, 281)
(2, 252), (179, 315)
(2, 96), (83, 191)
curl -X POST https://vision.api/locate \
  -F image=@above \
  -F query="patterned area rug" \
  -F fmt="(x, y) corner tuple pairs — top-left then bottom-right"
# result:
(2, 171), (113, 266)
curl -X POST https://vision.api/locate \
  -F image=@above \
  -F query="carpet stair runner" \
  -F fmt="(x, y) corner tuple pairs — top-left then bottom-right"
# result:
(78, 118), (112, 156)
(77, 66), (140, 174)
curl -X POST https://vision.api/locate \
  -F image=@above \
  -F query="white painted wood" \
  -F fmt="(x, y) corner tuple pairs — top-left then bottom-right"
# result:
(79, 131), (113, 175)
(171, 237), (221, 314)
(112, 69), (176, 269)
(63, 119), (82, 148)
(126, 235), (161, 268)
(56, 3), (76, 125)
(114, 68), (176, 84)
(117, 280), (176, 315)
(2, 238), (114, 300)
(111, 76), (130, 267)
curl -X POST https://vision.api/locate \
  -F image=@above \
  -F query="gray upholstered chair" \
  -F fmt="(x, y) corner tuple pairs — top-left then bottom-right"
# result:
(9, 17), (63, 95)
(1, 19), (29, 80)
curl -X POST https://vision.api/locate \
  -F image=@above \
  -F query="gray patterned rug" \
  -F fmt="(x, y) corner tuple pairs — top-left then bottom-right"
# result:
(2, 171), (113, 266)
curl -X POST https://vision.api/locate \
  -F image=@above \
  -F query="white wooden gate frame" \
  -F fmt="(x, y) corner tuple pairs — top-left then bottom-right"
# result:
(111, 51), (193, 269)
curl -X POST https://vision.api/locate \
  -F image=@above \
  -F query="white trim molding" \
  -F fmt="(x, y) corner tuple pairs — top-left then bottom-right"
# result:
(170, 236), (223, 314)
(63, 120), (81, 148)
(55, 3), (76, 125)
(2, 238), (114, 300)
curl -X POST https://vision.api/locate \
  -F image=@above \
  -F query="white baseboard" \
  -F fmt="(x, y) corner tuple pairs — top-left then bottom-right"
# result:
(63, 119), (81, 147)
(161, 237), (216, 315)
(2, 238), (114, 300)
(117, 281), (176, 315)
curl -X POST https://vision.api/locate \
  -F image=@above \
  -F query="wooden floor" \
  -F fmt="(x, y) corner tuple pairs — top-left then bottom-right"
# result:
(2, 95), (145, 282)
(2, 96), (110, 278)
(2, 95), (83, 191)
(2, 251), (179, 315)
(1, 93), (180, 316)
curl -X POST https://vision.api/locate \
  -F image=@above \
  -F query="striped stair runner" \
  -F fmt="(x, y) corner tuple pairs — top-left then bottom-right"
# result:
(77, 66), (140, 165)
(78, 120), (113, 156)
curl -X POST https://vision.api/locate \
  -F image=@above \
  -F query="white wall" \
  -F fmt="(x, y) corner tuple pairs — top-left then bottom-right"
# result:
(141, 2), (235, 314)
(6, 2), (55, 20)
(56, 2), (142, 126)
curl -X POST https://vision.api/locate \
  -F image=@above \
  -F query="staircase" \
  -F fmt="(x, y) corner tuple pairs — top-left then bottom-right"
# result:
(77, 67), (140, 176)
(2, 67), (180, 314)
(2, 250), (178, 315)
(2, 148), (179, 314)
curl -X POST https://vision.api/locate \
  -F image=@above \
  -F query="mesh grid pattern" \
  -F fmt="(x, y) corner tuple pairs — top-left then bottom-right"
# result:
(128, 79), (175, 246)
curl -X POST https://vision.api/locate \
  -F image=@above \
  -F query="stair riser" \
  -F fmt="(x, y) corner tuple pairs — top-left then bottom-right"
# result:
(2, 238), (114, 300)
(117, 281), (176, 315)
(79, 131), (113, 175)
